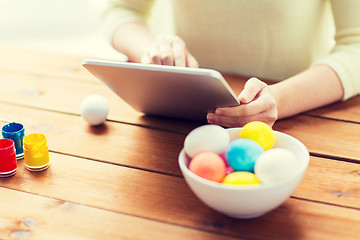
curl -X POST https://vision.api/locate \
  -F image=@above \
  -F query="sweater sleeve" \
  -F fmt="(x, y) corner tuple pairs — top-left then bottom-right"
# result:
(101, 0), (156, 44)
(314, 0), (360, 100)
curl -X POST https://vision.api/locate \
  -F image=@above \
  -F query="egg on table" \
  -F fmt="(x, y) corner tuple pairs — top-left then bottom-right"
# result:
(80, 94), (109, 126)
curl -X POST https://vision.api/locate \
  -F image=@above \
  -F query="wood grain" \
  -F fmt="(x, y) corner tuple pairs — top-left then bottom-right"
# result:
(0, 152), (360, 239)
(0, 44), (90, 80)
(1, 103), (360, 208)
(2, 43), (360, 124)
(306, 96), (360, 123)
(2, 100), (360, 172)
(295, 157), (360, 208)
(2, 43), (360, 240)
(1, 69), (360, 162)
(0, 102), (186, 175)
(0, 71), (202, 134)
(274, 115), (360, 161)
(0, 188), (239, 240)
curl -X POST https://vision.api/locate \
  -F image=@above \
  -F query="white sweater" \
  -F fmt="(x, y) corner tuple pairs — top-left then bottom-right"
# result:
(102, 0), (360, 100)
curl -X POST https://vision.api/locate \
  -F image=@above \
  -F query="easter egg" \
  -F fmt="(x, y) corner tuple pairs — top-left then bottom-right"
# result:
(222, 172), (260, 185)
(189, 152), (226, 182)
(254, 148), (298, 183)
(219, 149), (229, 167)
(225, 166), (234, 175)
(184, 125), (230, 158)
(240, 121), (275, 150)
(80, 95), (109, 126)
(226, 139), (264, 172)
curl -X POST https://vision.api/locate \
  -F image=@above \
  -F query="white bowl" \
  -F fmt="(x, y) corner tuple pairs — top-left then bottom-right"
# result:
(178, 127), (309, 219)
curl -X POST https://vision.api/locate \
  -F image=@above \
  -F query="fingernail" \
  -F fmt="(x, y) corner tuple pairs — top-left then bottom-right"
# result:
(215, 109), (222, 115)
(207, 113), (213, 121)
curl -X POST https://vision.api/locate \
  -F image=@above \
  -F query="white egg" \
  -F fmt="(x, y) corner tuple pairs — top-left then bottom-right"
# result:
(184, 125), (230, 158)
(254, 148), (298, 183)
(80, 94), (109, 126)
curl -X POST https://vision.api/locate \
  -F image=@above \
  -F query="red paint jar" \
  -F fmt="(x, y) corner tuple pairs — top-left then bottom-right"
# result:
(0, 139), (18, 177)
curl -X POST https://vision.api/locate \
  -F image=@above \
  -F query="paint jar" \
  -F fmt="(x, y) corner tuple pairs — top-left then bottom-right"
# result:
(2, 122), (25, 159)
(23, 133), (50, 171)
(0, 139), (18, 177)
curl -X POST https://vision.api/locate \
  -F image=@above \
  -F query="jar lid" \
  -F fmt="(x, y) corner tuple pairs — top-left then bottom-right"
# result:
(0, 139), (15, 156)
(2, 122), (25, 138)
(23, 133), (47, 151)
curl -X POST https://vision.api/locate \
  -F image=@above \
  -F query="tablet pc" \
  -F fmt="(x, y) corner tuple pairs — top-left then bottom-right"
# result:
(82, 59), (240, 121)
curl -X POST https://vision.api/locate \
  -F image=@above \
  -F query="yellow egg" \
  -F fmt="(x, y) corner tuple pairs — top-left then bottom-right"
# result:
(239, 121), (275, 150)
(222, 172), (260, 185)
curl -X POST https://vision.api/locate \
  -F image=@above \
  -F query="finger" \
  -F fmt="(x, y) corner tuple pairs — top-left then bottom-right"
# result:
(158, 37), (174, 65)
(212, 92), (277, 126)
(172, 37), (186, 67)
(148, 45), (162, 65)
(186, 52), (199, 68)
(209, 110), (277, 128)
(238, 77), (267, 104)
(216, 92), (273, 117)
(141, 53), (151, 64)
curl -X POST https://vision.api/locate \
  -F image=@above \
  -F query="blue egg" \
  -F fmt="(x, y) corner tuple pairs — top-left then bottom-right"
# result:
(226, 139), (264, 172)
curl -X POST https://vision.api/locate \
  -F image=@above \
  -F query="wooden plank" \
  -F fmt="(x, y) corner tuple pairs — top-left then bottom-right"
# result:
(0, 71), (137, 117)
(3, 42), (360, 125)
(0, 188), (238, 240)
(295, 157), (360, 208)
(3, 61), (360, 131)
(1, 152), (360, 239)
(0, 43), (91, 81)
(2, 42), (360, 240)
(2, 69), (360, 160)
(2, 100), (360, 168)
(1, 103), (360, 208)
(0, 102), (186, 176)
(306, 96), (360, 123)
(274, 115), (360, 161)
(0, 43), (246, 90)
(0, 71), (203, 134)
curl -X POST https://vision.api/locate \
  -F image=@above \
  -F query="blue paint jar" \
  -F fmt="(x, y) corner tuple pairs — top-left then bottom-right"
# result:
(2, 122), (25, 159)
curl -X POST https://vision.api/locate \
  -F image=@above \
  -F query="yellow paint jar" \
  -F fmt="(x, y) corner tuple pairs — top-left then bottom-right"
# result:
(23, 133), (50, 171)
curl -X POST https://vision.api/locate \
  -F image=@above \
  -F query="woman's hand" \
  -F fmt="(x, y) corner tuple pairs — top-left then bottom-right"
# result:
(141, 35), (199, 67)
(207, 77), (278, 127)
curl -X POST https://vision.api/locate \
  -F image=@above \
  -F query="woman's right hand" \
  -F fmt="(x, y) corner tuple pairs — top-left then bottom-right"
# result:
(141, 35), (199, 68)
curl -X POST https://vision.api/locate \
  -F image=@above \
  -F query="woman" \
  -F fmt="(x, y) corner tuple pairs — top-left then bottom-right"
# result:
(102, 0), (360, 127)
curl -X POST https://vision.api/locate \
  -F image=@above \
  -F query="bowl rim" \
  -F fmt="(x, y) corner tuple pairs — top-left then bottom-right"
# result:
(179, 127), (310, 191)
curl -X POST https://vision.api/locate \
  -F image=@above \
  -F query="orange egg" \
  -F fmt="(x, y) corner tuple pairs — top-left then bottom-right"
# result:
(189, 152), (226, 182)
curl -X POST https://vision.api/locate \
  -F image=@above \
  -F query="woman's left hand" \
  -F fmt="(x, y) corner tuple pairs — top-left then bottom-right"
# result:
(207, 77), (278, 127)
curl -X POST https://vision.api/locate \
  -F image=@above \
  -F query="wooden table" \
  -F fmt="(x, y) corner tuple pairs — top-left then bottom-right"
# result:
(1, 44), (360, 240)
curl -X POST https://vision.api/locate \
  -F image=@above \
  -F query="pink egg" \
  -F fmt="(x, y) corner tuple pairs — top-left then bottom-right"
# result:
(226, 166), (234, 175)
(219, 149), (229, 167)
(189, 152), (226, 182)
